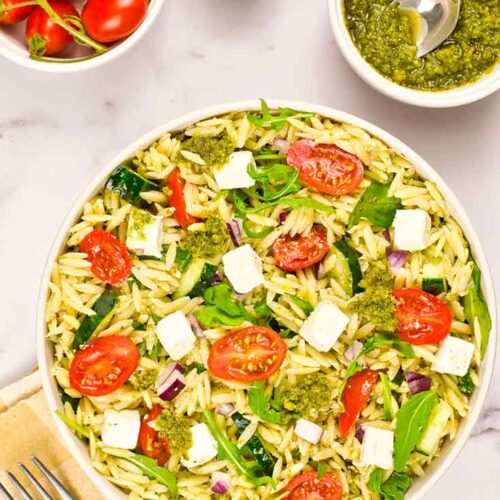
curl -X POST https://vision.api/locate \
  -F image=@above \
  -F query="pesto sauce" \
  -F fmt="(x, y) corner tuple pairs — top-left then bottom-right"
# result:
(130, 369), (158, 391)
(180, 217), (229, 259)
(344, 0), (499, 90)
(177, 135), (235, 167)
(350, 259), (397, 331)
(155, 411), (192, 454)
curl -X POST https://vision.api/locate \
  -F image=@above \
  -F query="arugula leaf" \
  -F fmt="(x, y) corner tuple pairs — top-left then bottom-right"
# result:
(203, 409), (274, 487)
(253, 149), (287, 162)
(316, 461), (327, 479)
(248, 382), (282, 424)
(457, 370), (475, 395)
(369, 469), (412, 500)
(204, 284), (243, 316)
(463, 263), (491, 358)
(175, 247), (192, 272)
(368, 467), (383, 493)
(195, 306), (245, 327)
(287, 294), (314, 315)
(186, 362), (207, 374)
(55, 410), (90, 439)
(380, 373), (394, 421)
(149, 341), (162, 360)
(254, 297), (272, 317)
(247, 98), (314, 131)
(348, 182), (402, 229)
(247, 161), (302, 202)
(123, 454), (178, 499)
(394, 391), (438, 472)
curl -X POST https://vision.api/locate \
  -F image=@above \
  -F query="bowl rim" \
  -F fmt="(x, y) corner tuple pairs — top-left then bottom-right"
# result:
(328, 0), (500, 108)
(36, 99), (497, 499)
(0, 0), (165, 73)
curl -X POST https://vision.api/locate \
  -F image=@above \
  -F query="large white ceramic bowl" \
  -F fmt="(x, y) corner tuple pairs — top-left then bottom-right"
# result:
(329, 0), (500, 107)
(36, 100), (496, 499)
(0, 0), (165, 73)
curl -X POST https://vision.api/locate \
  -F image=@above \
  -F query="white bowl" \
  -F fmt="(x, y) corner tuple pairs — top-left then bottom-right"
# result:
(36, 100), (496, 499)
(328, 0), (500, 107)
(0, 0), (165, 73)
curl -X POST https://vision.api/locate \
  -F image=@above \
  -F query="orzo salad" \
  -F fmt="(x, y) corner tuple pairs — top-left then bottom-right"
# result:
(47, 101), (491, 500)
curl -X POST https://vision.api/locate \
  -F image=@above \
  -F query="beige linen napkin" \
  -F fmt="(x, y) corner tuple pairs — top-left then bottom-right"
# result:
(0, 372), (102, 499)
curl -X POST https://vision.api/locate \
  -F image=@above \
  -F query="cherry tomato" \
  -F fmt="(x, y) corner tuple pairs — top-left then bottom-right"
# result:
(273, 225), (329, 271)
(0, 0), (35, 24)
(393, 288), (452, 345)
(208, 326), (287, 382)
(283, 471), (343, 500)
(69, 335), (139, 396)
(25, 1), (78, 56)
(138, 404), (170, 466)
(81, 0), (148, 44)
(287, 140), (364, 196)
(339, 368), (379, 437)
(167, 168), (199, 228)
(81, 229), (132, 285)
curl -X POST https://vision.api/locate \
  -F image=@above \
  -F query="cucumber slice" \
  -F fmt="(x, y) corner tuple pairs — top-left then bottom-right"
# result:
(422, 259), (447, 295)
(324, 239), (362, 296)
(72, 290), (118, 350)
(174, 259), (217, 299)
(416, 400), (453, 456)
(106, 165), (158, 209)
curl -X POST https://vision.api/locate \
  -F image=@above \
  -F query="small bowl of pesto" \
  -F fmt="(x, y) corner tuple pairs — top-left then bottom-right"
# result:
(329, 0), (500, 107)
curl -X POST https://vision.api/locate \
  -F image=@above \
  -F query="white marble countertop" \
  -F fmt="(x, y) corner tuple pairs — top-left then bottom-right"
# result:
(0, 0), (498, 497)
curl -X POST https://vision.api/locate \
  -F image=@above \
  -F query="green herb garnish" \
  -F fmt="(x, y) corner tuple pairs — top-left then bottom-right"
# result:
(247, 99), (314, 131)
(457, 370), (475, 395)
(248, 382), (282, 424)
(380, 372), (394, 421)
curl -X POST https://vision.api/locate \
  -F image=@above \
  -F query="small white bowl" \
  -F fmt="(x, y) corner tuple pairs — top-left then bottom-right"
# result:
(329, 0), (500, 107)
(36, 100), (496, 499)
(0, 0), (165, 72)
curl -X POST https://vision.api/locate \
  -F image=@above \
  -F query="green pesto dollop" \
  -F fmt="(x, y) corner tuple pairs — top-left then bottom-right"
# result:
(155, 411), (192, 454)
(344, 0), (499, 90)
(274, 373), (334, 422)
(177, 134), (235, 167)
(180, 217), (229, 259)
(130, 369), (158, 391)
(350, 259), (397, 331)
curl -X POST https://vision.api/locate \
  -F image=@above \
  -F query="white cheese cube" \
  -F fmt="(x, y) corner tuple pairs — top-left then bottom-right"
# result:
(432, 336), (474, 377)
(180, 423), (218, 468)
(294, 418), (324, 444)
(299, 300), (349, 352)
(156, 310), (196, 360)
(393, 209), (431, 251)
(101, 410), (140, 450)
(213, 151), (256, 190)
(361, 426), (394, 470)
(126, 207), (163, 258)
(222, 244), (264, 294)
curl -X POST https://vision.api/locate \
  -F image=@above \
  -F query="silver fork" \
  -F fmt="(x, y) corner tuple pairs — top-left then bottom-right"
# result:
(1, 456), (73, 500)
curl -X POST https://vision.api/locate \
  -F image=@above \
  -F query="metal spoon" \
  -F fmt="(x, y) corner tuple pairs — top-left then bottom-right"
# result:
(396, 0), (461, 57)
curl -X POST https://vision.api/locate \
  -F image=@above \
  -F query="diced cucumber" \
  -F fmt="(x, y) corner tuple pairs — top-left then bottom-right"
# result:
(422, 259), (447, 295)
(174, 258), (218, 299)
(324, 239), (362, 296)
(72, 290), (118, 350)
(416, 400), (453, 456)
(105, 165), (158, 209)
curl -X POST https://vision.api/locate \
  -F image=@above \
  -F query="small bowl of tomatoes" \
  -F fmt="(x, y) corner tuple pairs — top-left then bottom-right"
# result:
(0, 0), (165, 72)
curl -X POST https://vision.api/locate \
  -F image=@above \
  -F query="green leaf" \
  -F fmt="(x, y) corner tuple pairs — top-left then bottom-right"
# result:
(204, 284), (243, 316)
(316, 461), (327, 479)
(55, 410), (90, 439)
(203, 409), (274, 487)
(457, 370), (475, 395)
(175, 247), (192, 272)
(380, 373), (394, 421)
(123, 454), (178, 499)
(287, 295), (314, 315)
(348, 182), (402, 229)
(247, 98), (314, 131)
(186, 362), (207, 374)
(368, 468), (383, 493)
(380, 471), (412, 500)
(247, 161), (302, 202)
(195, 306), (245, 327)
(58, 386), (80, 412)
(248, 382), (282, 424)
(254, 297), (272, 317)
(463, 263), (491, 358)
(394, 391), (438, 472)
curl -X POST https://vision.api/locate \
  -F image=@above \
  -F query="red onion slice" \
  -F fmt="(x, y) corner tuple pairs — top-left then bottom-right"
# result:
(274, 138), (290, 155)
(217, 403), (235, 416)
(211, 472), (231, 494)
(278, 210), (290, 225)
(345, 341), (364, 363)
(226, 219), (242, 247)
(387, 250), (409, 272)
(382, 229), (391, 243)
(187, 313), (204, 338)
(355, 423), (365, 443)
(405, 371), (432, 395)
(157, 362), (186, 401)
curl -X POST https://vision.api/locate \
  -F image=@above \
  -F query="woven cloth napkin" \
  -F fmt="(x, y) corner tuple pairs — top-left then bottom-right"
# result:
(0, 371), (101, 499)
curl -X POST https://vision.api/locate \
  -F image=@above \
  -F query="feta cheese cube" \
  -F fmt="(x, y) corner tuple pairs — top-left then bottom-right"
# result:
(156, 310), (196, 360)
(126, 207), (163, 258)
(222, 244), (264, 294)
(101, 410), (141, 449)
(180, 423), (218, 468)
(294, 418), (324, 444)
(393, 209), (431, 251)
(432, 336), (474, 377)
(213, 151), (256, 190)
(361, 426), (394, 470)
(299, 300), (349, 352)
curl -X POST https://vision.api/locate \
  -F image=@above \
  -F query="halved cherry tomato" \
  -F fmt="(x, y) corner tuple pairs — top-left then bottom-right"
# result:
(393, 288), (452, 345)
(273, 225), (329, 271)
(138, 404), (170, 466)
(283, 471), (343, 500)
(287, 140), (364, 196)
(25, 1), (78, 56)
(81, 229), (132, 284)
(0, 0), (35, 24)
(82, 0), (148, 44)
(167, 168), (199, 228)
(339, 368), (379, 437)
(208, 326), (287, 382)
(69, 335), (139, 396)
